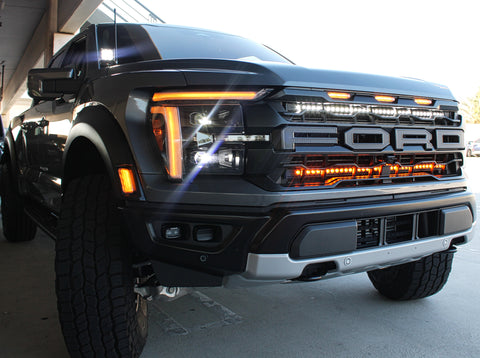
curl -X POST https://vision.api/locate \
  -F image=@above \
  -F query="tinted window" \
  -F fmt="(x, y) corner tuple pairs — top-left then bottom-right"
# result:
(143, 25), (291, 64)
(49, 50), (66, 68)
(63, 37), (87, 78)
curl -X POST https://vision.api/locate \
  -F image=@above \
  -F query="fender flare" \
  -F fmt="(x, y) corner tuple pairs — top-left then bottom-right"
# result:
(2, 125), (21, 182)
(63, 103), (138, 198)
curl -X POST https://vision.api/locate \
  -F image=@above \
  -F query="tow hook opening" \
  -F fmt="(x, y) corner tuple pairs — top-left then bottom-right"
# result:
(295, 261), (337, 282)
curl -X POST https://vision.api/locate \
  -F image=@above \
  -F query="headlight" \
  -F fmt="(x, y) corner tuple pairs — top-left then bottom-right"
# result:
(150, 91), (266, 181)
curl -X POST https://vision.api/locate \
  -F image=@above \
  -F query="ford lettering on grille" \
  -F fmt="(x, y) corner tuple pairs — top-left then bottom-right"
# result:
(275, 126), (464, 151)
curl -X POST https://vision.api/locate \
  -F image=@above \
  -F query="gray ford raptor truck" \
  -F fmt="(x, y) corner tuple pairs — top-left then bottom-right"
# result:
(1, 23), (475, 357)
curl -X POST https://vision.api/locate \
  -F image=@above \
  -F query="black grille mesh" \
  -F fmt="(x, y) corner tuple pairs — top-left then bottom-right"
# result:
(385, 215), (414, 244)
(357, 219), (381, 249)
(356, 211), (439, 250)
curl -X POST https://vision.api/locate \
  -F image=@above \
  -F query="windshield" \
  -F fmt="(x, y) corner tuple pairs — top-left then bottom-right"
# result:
(142, 25), (291, 64)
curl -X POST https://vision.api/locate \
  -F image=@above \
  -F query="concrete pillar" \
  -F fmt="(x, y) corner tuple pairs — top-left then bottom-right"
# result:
(45, 0), (59, 67)
(59, 0), (103, 33)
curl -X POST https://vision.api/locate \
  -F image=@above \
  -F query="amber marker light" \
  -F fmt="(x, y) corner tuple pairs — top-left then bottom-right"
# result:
(414, 98), (433, 106)
(152, 91), (259, 102)
(118, 168), (137, 194)
(327, 92), (351, 100)
(375, 95), (396, 103)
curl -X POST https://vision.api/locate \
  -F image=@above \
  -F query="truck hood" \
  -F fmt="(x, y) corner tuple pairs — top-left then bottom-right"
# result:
(111, 59), (456, 101)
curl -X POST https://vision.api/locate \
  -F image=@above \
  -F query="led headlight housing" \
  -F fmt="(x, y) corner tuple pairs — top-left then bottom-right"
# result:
(150, 91), (266, 181)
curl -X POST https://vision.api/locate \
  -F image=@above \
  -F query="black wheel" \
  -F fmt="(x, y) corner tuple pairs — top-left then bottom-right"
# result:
(0, 161), (37, 242)
(367, 250), (454, 300)
(55, 175), (148, 358)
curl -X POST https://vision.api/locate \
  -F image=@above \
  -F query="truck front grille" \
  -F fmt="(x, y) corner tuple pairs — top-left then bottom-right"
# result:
(356, 212), (436, 250)
(245, 91), (464, 191)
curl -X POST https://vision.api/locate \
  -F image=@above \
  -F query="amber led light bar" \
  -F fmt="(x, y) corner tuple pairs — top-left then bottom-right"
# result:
(291, 162), (446, 185)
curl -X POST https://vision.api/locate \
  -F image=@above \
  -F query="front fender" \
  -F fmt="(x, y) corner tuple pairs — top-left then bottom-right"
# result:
(64, 104), (138, 199)
(2, 124), (21, 182)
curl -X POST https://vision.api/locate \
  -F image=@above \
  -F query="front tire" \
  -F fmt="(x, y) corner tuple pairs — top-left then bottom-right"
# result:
(367, 250), (454, 300)
(55, 175), (147, 358)
(0, 161), (37, 242)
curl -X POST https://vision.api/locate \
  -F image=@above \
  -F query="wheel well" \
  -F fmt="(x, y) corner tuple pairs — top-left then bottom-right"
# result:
(63, 137), (108, 189)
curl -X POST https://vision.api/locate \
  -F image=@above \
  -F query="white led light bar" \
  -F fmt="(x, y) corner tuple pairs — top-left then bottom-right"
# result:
(287, 102), (448, 119)
(223, 134), (270, 142)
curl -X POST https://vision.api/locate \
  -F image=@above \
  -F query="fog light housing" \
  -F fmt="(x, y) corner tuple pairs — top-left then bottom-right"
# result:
(194, 226), (220, 242)
(162, 224), (187, 240)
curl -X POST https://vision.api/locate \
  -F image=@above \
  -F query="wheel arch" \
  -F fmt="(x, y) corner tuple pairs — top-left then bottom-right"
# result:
(63, 104), (138, 199)
(2, 127), (18, 168)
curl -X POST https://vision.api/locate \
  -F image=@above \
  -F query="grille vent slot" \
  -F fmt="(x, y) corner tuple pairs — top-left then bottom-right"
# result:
(355, 212), (437, 250)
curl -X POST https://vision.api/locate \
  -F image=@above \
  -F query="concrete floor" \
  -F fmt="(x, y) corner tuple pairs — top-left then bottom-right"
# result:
(1, 159), (480, 358)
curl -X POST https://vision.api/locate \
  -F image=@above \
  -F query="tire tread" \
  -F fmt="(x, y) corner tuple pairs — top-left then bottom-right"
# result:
(367, 250), (454, 300)
(55, 175), (147, 358)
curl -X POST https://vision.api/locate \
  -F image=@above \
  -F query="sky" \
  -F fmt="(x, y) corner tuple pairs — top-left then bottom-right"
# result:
(144, 0), (480, 102)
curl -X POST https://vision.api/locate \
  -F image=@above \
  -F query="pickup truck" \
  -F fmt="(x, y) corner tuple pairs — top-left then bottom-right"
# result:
(1, 23), (475, 357)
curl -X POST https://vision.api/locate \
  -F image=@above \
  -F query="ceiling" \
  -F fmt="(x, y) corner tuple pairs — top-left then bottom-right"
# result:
(0, 0), (48, 93)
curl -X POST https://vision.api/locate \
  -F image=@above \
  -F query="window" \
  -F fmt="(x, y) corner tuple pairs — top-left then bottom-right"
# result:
(49, 50), (66, 68)
(62, 37), (87, 78)
(143, 25), (292, 64)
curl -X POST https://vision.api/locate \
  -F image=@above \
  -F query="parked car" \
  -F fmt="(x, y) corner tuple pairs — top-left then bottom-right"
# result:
(1, 23), (475, 357)
(466, 138), (480, 156)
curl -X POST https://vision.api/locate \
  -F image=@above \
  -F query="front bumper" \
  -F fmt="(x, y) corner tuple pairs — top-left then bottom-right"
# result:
(225, 228), (473, 287)
(121, 185), (475, 286)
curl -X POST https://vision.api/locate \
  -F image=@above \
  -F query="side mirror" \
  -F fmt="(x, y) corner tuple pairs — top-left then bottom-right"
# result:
(27, 67), (81, 100)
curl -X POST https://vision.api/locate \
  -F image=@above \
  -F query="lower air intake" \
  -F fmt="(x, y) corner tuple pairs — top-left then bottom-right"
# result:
(356, 212), (438, 250)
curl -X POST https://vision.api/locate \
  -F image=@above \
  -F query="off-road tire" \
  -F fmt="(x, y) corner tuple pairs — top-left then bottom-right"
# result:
(367, 250), (454, 300)
(55, 175), (148, 358)
(0, 162), (37, 242)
